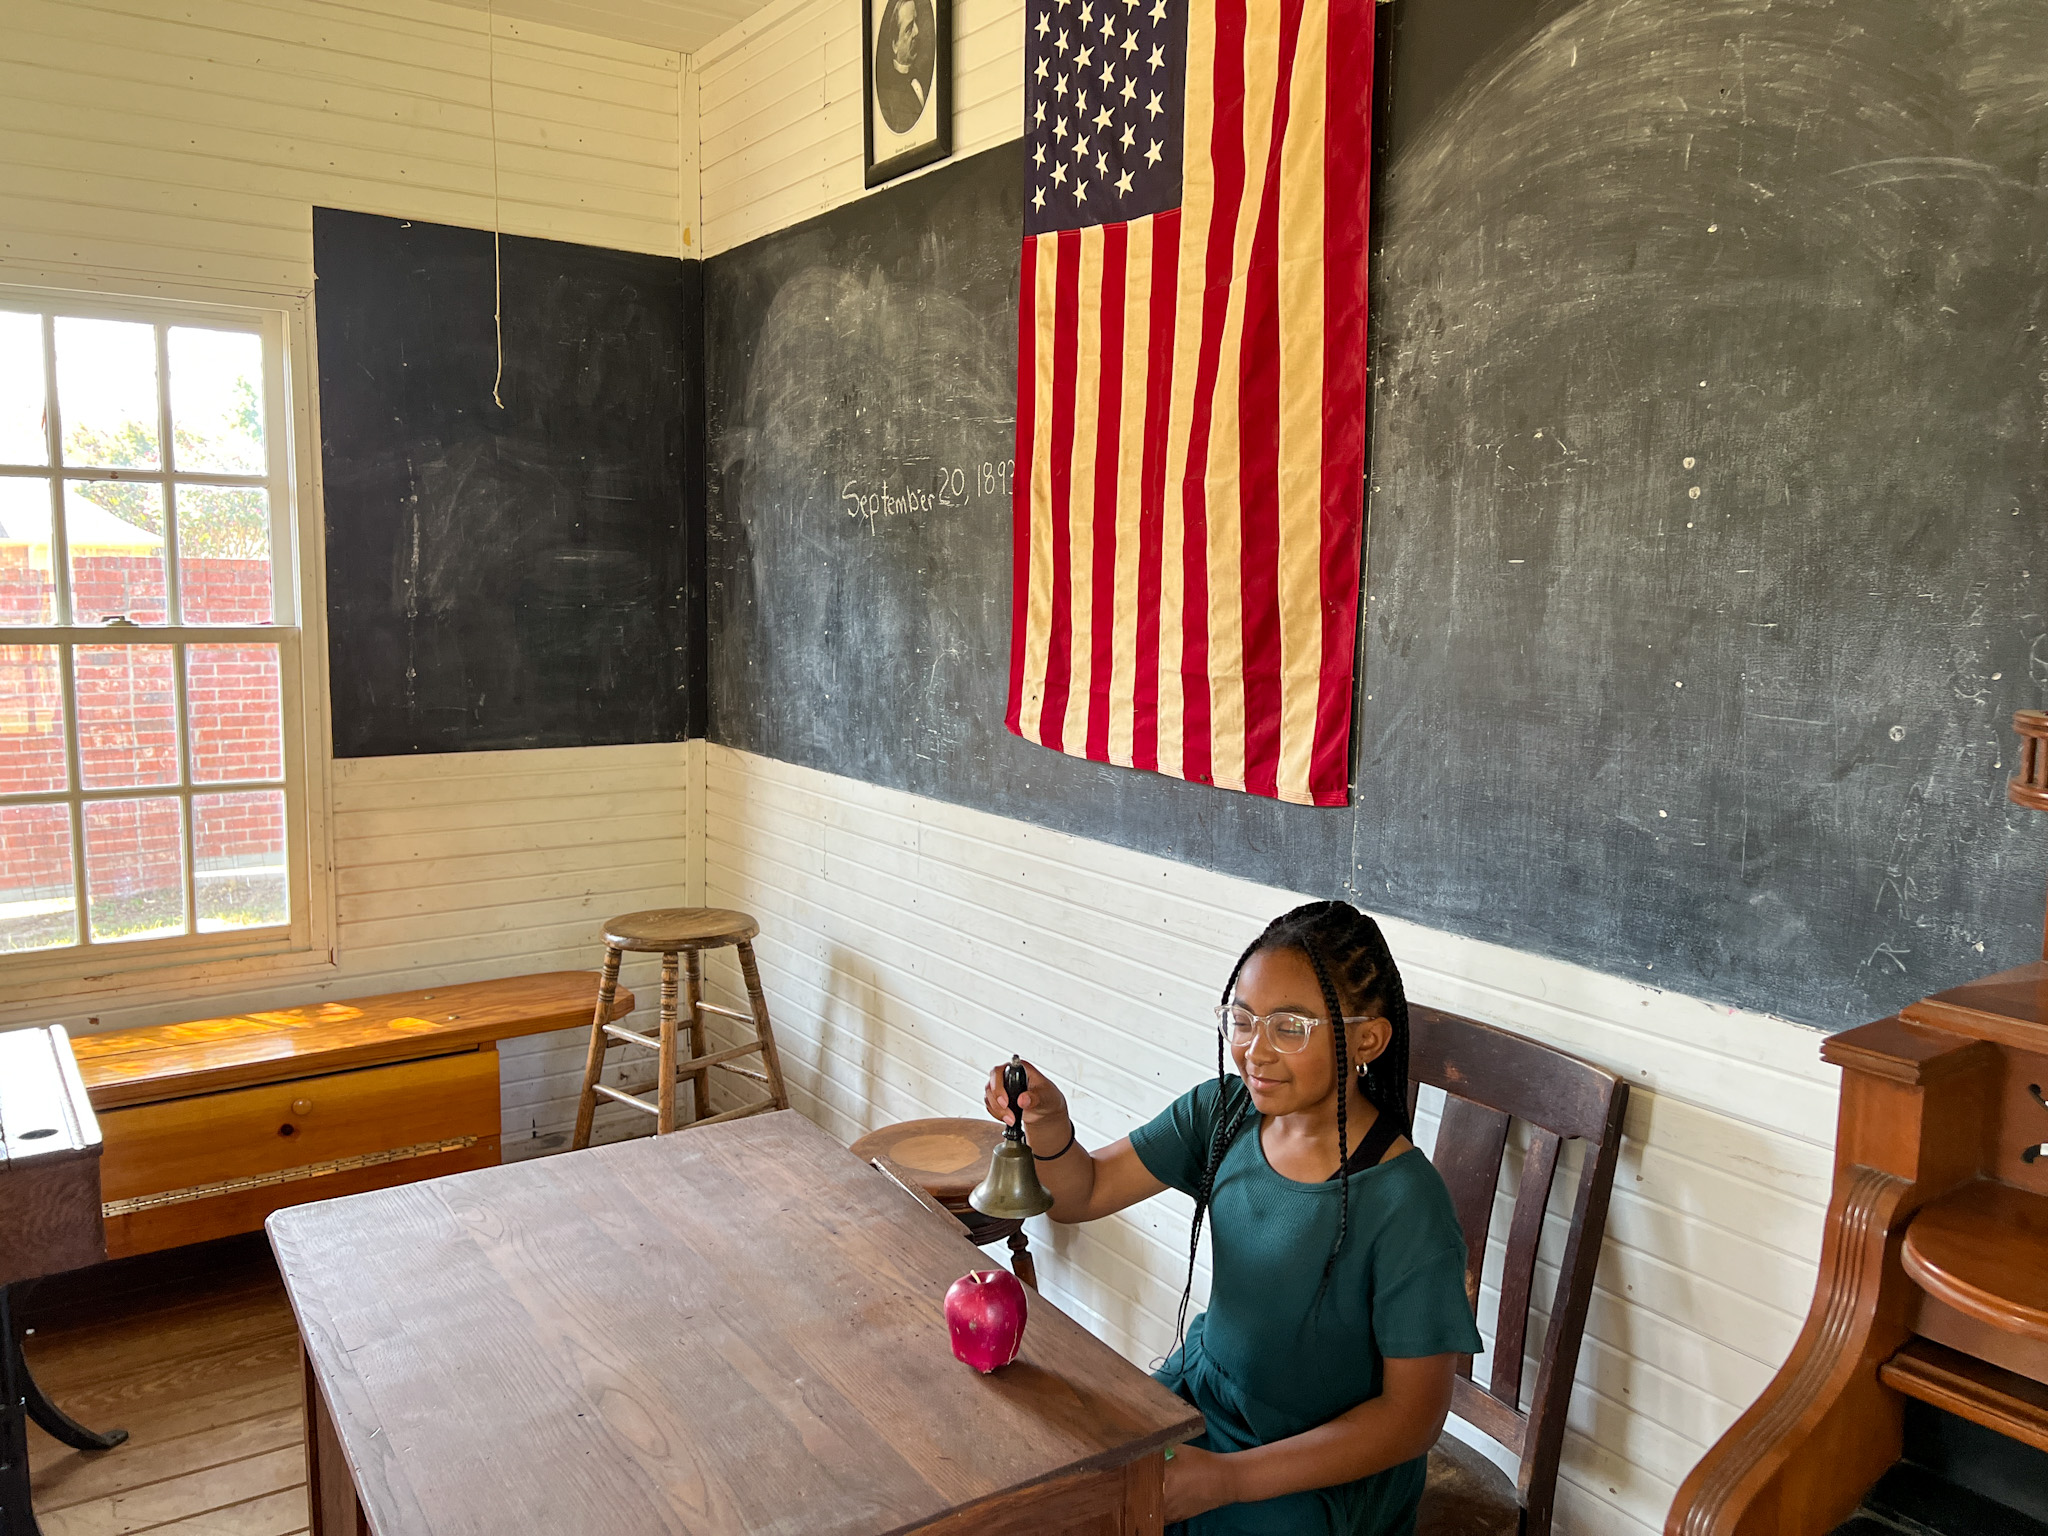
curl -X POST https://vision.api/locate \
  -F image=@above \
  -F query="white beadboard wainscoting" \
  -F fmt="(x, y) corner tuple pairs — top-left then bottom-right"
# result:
(696, 744), (1839, 1536)
(1, 0), (689, 293)
(0, 742), (704, 1154)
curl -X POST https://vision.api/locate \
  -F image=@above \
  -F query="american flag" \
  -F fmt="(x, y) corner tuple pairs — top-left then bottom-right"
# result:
(1005, 0), (1374, 807)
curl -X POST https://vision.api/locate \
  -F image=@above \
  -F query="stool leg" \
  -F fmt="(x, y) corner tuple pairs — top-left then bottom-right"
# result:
(656, 951), (680, 1135)
(684, 948), (710, 1123)
(572, 946), (623, 1151)
(735, 941), (789, 1112)
(1007, 1230), (1038, 1291)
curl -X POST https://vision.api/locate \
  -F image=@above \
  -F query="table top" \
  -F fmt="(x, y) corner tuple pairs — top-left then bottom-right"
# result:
(0, 1025), (98, 1171)
(270, 1110), (1200, 1536)
(72, 971), (634, 1109)
(1903, 1179), (2048, 1346)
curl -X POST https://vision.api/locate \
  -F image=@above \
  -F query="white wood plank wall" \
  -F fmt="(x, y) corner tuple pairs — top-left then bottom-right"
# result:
(694, 0), (1024, 254)
(0, 0), (688, 292)
(0, 742), (703, 1155)
(699, 746), (1840, 1536)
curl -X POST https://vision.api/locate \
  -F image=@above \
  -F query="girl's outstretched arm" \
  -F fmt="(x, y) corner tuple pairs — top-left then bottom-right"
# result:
(1165, 1354), (1458, 1522)
(981, 1059), (1167, 1222)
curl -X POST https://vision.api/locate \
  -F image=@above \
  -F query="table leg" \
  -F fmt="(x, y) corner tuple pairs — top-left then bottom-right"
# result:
(303, 1347), (369, 1536)
(1120, 1450), (1166, 1536)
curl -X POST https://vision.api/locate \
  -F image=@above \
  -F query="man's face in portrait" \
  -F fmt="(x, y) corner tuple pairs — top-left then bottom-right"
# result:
(891, 0), (920, 74)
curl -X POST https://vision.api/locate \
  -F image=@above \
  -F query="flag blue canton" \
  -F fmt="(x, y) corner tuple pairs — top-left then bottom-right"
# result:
(1021, 0), (1187, 235)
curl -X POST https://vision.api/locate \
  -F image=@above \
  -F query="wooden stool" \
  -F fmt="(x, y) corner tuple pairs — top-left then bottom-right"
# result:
(849, 1118), (1038, 1288)
(571, 908), (789, 1148)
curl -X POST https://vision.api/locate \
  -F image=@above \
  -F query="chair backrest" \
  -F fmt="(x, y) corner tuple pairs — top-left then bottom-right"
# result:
(1405, 1005), (1630, 1536)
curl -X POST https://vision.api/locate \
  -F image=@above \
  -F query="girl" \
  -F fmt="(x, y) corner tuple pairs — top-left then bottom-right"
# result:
(983, 901), (1481, 1535)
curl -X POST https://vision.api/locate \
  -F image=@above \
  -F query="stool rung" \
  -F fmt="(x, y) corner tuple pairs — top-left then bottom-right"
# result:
(716, 1063), (770, 1085)
(697, 1001), (755, 1025)
(688, 1096), (780, 1130)
(591, 1082), (660, 1116)
(674, 1039), (766, 1074)
(603, 1024), (663, 1052)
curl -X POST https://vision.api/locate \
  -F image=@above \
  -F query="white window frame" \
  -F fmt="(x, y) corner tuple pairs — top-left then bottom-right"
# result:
(0, 277), (334, 999)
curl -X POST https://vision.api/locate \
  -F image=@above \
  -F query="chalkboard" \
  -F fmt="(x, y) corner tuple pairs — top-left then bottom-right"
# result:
(705, 0), (2048, 1031)
(316, 209), (697, 757)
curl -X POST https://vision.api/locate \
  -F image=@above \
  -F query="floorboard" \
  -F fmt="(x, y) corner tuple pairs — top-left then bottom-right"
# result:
(21, 1236), (308, 1536)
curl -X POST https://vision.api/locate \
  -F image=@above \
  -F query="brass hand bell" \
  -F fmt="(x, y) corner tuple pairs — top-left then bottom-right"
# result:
(970, 1057), (1056, 1220)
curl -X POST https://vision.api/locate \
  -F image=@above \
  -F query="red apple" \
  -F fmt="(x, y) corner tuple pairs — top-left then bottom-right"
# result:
(944, 1268), (1028, 1373)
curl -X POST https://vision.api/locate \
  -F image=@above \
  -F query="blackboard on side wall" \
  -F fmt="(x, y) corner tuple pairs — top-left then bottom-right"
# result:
(315, 209), (697, 757)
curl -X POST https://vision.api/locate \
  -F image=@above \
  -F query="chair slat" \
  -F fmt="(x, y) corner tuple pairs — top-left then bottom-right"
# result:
(1434, 1095), (1512, 1324)
(1489, 1127), (1562, 1410)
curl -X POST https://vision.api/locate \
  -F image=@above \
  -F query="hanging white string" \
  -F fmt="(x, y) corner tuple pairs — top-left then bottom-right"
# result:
(488, 0), (505, 409)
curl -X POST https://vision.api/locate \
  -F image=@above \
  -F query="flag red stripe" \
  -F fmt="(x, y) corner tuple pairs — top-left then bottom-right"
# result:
(1084, 224), (1129, 763)
(1235, 0), (1307, 801)
(1006, 235), (1040, 737)
(1039, 230), (1083, 753)
(1311, 0), (1372, 803)
(1177, 0), (1252, 788)
(1131, 210), (1180, 774)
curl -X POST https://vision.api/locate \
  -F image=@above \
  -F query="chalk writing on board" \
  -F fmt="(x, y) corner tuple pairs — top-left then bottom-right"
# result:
(840, 458), (1016, 532)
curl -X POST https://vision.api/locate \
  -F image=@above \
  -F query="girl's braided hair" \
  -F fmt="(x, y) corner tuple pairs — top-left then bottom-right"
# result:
(1167, 900), (1412, 1357)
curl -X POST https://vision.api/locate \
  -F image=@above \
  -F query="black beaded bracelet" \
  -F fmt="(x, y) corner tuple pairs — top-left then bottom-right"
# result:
(1033, 1124), (1079, 1162)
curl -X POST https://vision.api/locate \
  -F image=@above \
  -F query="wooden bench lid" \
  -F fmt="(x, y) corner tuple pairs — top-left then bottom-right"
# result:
(848, 1117), (1003, 1208)
(73, 972), (633, 1110)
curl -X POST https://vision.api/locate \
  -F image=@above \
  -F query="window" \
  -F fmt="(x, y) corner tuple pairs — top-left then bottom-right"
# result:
(0, 290), (321, 976)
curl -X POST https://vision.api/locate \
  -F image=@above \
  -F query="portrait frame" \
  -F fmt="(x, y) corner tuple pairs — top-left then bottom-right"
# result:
(862, 0), (952, 188)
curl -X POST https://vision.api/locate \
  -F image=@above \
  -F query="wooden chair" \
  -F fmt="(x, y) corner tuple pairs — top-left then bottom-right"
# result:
(1407, 1005), (1631, 1536)
(571, 908), (790, 1148)
(850, 1118), (1039, 1287)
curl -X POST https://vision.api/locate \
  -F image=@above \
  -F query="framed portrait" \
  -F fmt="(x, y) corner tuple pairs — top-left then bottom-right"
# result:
(863, 0), (951, 187)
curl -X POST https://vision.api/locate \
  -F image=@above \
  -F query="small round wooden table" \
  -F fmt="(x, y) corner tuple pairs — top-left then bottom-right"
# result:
(849, 1118), (1038, 1288)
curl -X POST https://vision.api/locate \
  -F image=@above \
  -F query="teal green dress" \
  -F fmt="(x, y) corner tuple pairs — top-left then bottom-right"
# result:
(1130, 1078), (1483, 1536)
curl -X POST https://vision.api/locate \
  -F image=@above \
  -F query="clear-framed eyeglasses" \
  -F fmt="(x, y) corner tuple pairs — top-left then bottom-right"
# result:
(1214, 1003), (1378, 1054)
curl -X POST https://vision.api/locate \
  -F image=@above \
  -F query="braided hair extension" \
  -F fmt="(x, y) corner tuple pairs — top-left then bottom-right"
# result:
(1166, 900), (1413, 1356)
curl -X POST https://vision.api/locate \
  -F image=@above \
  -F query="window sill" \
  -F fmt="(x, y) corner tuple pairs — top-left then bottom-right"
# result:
(0, 936), (339, 1022)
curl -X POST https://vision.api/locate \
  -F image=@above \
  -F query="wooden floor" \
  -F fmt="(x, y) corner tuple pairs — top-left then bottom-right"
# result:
(22, 1236), (308, 1536)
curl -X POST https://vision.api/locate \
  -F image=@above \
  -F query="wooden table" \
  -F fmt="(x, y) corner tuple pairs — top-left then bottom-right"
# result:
(270, 1110), (1201, 1536)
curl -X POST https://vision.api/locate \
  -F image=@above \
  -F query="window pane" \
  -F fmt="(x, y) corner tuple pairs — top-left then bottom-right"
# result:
(168, 328), (265, 475)
(66, 481), (166, 622)
(194, 790), (286, 932)
(0, 478), (55, 623)
(57, 317), (160, 470)
(0, 312), (47, 466)
(0, 646), (67, 794)
(188, 644), (282, 783)
(177, 486), (272, 622)
(76, 645), (178, 790)
(84, 796), (184, 942)
(0, 803), (74, 953)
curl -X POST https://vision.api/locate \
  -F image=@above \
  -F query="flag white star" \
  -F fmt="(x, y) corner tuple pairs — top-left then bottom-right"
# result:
(1055, 73), (1069, 97)
(1052, 161), (1069, 184)
(1116, 169), (1133, 194)
(1101, 11), (1115, 35)
(1122, 0), (1139, 10)
(1078, 0), (1093, 24)
(1034, 12), (1049, 37)
(1148, 0), (1166, 19)
(1100, 60), (1115, 84)
(1119, 121), (1135, 149)
(1034, 141), (1045, 165)
(1075, 180), (1089, 202)
(1075, 43), (1092, 68)
(1056, 0), (1070, 9)
(1034, 56), (1048, 80)
(1147, 43), (1164, 69)
(1077, 90), (1089, 114)
(1034, 98), (1046, 122)
(1146, 89), (1163, 117)
(1033, 185), (1047, 209)
(1096, 151), (1108, 175)
(1120, 75), (1137, 101)
(1056, 28), (1069, 52)
(1120, 28), (1138, 55)
(1094, 103), (1112, 128)
(1144, 138), (1162, 165)
(1054, 115), (1069, 138)
(1073, 132), (1090, 158)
